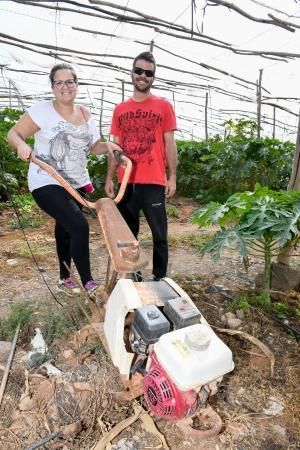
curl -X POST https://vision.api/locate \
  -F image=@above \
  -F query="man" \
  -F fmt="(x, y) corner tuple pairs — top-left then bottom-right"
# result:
(105, 51), (177, 281)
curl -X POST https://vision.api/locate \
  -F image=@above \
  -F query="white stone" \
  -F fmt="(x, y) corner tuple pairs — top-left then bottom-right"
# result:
(6, 259), (18, 266)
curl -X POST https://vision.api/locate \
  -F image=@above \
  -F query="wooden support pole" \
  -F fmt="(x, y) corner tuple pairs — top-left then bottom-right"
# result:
(191, 0), (194, 37)
(99, 88), (104, 140)
(9, 79), (12, 109)
(150, 40), (154, 52)
(272, 106), (276, 139)
(257, 69), (263, 138)
(205, 92), (208, 142)
(121, 80), (125, 101)
(287, 108), (300, 191)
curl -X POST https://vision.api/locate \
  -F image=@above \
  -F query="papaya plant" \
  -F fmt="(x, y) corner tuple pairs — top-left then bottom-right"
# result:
(224, 118), (258, 138)
(193, 185), (300, 302)
(176, 135), (294, 202)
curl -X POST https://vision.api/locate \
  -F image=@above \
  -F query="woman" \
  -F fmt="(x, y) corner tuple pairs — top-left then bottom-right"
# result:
(7, 63), (121, 295)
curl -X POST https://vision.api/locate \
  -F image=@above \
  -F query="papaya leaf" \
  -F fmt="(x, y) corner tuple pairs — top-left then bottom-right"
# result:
(271, 206), (300, 246)
(202, 227), (251, 260)
(192, 202), (229, 227)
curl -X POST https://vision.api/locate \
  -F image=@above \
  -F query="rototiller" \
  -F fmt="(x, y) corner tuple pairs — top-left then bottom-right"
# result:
(32, 151), (234, 441)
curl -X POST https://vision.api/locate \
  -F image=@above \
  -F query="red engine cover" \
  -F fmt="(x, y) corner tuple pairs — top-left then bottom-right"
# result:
(143, 352), (198, 420)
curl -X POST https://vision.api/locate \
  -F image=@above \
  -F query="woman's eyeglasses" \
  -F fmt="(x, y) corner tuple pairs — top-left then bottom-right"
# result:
(133, 67), (155, 78)
(53, 79), (77, 88)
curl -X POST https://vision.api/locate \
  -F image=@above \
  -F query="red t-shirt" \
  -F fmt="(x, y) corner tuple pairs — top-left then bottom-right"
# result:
(110, 95), (177, 185)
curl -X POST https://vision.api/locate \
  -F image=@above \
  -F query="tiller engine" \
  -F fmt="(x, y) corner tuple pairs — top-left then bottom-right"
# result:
(102, 278), (234, 438)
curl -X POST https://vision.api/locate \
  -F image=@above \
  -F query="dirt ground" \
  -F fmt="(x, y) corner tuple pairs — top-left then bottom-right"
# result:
(0, 197), (299, 450)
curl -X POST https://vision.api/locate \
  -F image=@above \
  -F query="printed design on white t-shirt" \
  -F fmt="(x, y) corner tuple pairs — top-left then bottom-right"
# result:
(38, 121), (91, 185)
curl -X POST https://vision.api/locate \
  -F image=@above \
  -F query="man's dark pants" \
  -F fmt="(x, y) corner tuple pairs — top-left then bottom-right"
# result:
(117, 183), (168, 279)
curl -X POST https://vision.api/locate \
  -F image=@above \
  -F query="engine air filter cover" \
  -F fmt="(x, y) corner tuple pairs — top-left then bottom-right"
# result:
(164, 297), (201, 329)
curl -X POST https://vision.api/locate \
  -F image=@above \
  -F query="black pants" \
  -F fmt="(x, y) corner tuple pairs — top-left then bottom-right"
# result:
(118, 184), (168, 278)
(32, 185), (92, 285)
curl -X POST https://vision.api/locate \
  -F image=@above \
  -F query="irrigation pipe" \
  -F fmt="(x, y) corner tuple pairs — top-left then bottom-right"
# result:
(24, 432), (61, 450)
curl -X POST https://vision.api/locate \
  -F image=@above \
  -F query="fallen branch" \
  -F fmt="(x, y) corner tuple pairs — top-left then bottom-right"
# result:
(215, 327), (275, 376)
(135, 404), (169, 450)
(92, 403), (169, 450)
(92, 404), (143, 450)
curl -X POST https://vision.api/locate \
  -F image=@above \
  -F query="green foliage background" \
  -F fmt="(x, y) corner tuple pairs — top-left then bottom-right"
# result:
(0, 108), (30, 200)
(0, 110), (295, 203)
(176, 136), (294, 202)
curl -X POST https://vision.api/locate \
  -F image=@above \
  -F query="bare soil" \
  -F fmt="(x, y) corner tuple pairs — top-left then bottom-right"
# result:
(0, 197), (299, 450)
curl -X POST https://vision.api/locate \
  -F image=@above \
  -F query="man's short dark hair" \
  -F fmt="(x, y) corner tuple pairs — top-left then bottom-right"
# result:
(133, 52), (156, 73)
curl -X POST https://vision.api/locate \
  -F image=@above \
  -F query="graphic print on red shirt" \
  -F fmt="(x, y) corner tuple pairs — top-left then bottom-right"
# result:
(110, 96), (176, 185)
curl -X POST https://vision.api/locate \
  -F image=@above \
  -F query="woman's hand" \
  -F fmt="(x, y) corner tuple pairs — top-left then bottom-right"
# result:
(105, 141), (123, 156)
(7, 112), (39, 159)
(17, 142), (32, 161)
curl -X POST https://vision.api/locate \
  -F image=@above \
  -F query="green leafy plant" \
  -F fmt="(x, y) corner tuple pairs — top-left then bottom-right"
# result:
(10, 193), (45, 229)
(42, 310), (76, 345)
(272, 302), (289, 319)
(87, 153), (108, 199)
(228, 297), (250, 312)
(193, 185), (300, 302)
(224, 118), (258, 139)
(0, 108), (30, 200)
(76, 338), (105, 355)
(176, 121), (294, 202)
(0, 304), (34, 340)
(166, 203), (179, 218)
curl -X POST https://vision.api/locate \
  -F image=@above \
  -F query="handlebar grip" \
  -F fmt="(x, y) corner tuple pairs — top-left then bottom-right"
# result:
(117, 240), (139, 248)
(114, 154), (132, 204)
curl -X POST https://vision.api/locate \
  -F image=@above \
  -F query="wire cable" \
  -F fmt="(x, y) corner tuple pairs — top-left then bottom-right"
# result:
(6, 190), (66, 310)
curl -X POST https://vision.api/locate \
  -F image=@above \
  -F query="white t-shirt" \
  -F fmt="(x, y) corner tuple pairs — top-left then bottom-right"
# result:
(27, 100), (100, 192)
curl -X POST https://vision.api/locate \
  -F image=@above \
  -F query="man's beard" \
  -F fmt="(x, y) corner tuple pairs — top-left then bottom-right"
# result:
(133, 77), (153, 93)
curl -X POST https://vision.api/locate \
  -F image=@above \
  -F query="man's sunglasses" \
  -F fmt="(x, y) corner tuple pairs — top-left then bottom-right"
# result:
(133, 67), (155, 78)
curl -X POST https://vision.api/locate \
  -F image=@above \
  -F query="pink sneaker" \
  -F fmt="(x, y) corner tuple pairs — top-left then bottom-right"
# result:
(58, 277), (81, 295)
(84, 279), (99, 294)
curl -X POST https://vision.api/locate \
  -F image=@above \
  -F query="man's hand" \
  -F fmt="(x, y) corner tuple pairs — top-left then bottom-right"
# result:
(165, 177), (176, 198)
(17, 142), (32, 161)
(105, 178), (115, 198)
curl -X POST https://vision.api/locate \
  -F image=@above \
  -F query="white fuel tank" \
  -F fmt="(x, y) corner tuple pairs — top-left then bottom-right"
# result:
(153, 323), (234, 391)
